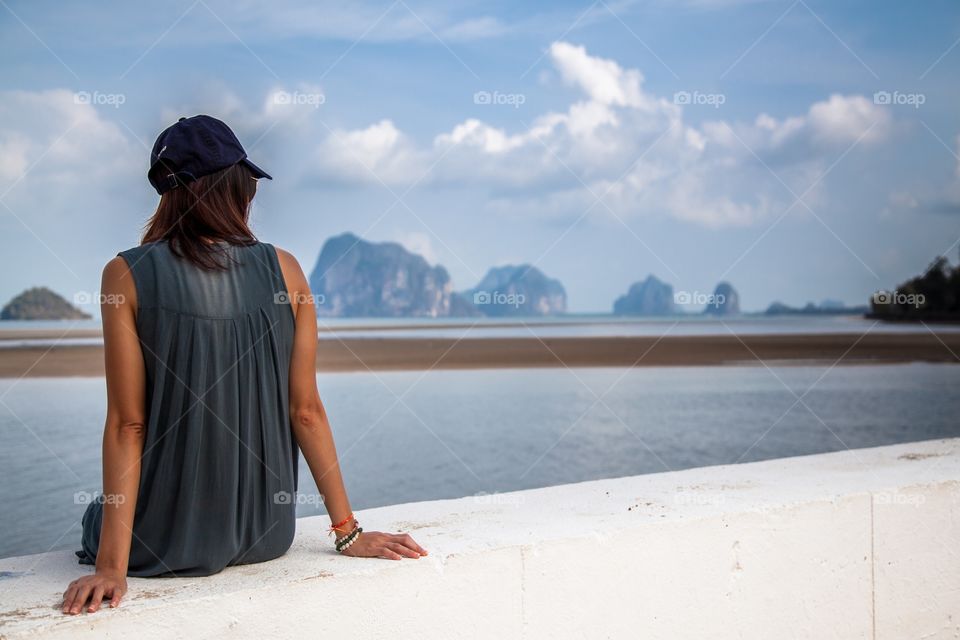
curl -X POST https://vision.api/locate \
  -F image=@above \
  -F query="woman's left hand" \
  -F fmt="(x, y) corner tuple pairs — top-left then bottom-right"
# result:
(340, 530), (428, 560)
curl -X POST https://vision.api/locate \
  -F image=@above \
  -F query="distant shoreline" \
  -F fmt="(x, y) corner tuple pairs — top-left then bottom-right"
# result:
(0, 332), (958, 377)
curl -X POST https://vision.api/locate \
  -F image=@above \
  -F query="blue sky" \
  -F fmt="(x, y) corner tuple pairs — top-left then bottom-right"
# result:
(1, 0), (959, 313)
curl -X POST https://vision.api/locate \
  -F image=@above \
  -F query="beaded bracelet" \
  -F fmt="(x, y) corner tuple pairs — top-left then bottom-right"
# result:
(335, 522), (360, 547)
(338, 529), (361, 553)
(335, 526), (363, 553)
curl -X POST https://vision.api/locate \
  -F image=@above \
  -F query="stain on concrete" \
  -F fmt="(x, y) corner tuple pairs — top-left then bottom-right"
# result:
(133, 589), (177, 600)
(0, 601), (66, 624)
(627, 501), (663, 511)
(674, 481), (754, 492)
(297, 570), (334, 583)
(897, 452), (945, 461)
(392, 519), (448, 531)
(0, 570), (33, 580)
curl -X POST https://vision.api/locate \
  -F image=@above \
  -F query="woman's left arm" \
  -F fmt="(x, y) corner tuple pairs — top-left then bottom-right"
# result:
(62, 257), (146, 614)
(275, 247), (428, 560)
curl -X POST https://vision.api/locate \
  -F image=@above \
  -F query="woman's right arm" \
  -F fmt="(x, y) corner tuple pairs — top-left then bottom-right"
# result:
(62, 257), (145, 614)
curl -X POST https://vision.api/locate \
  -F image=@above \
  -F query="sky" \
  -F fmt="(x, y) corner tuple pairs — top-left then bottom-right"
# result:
(1, 0), (959, 314)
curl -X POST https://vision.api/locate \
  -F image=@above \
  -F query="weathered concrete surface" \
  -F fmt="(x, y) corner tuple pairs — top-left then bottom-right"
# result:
(1, 439), (958, 639)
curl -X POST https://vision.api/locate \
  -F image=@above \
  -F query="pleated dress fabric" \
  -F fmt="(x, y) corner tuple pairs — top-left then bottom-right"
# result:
(76, 240), (299, 577)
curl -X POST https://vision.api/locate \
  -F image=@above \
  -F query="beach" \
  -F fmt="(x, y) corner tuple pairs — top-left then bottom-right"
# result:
(0, 327), (958, 377)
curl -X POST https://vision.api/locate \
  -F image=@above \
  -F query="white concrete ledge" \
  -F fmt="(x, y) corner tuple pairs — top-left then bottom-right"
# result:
(2, 439), (959, 639)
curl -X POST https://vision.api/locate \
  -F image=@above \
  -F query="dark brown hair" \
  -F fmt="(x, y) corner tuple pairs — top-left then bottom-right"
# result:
(142, 163), (259, 270)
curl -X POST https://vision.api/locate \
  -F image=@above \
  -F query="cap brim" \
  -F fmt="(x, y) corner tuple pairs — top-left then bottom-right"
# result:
(241, 157), (272, 180)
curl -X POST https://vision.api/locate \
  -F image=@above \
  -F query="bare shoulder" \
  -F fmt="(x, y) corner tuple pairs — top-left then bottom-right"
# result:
(101, 256), (137, 309)
(271, 245), (307, 282)
(272, 245), (301, 270)
(103, 255), (130, 277)
(102, 256), (134, 290)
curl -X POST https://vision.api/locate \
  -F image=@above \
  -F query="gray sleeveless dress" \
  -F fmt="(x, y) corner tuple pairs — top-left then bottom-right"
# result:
(76, 240), (299, 577)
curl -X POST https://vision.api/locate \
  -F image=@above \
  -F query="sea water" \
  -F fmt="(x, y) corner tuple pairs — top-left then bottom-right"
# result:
(1, 363), (959, 559)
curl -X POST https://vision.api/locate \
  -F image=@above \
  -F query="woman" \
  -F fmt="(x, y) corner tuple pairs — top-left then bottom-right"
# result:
(61, 115), (427, 615)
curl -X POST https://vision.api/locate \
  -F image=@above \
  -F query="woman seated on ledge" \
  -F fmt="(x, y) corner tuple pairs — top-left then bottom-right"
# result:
(61, 115), (427, 615)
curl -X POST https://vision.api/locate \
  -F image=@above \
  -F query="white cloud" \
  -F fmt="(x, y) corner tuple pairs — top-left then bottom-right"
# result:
(955, 134), (960, 180)
(160, 83), (323, 136)
(305, 41), (893, 227)
(807, 94), (890, 145)
(195, 1), (507, 44)
(703, 94), (890, 157)
(0, 134), (31, 182)
(0, 89), (139, 192)
(132, 42), (894, 228)
(549, 41), (647, 108)
(942, 135), (960, 208)
(317, 119), (427, 185)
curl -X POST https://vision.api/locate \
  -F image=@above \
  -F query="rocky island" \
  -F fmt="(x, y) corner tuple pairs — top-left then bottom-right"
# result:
(307, 233), (567, 318)
(460, 265), (566, 317)
(0, 287), (91, 321)
(613, 275), (675, 316)
(308, 233), (462, 318)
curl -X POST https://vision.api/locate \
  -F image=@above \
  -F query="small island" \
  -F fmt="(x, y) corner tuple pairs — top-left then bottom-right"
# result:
(765, 300), (868, 316)
(0, 287), (91, 321)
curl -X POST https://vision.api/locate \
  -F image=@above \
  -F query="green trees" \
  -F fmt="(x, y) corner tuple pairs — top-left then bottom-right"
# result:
(870, 256), (960, 320)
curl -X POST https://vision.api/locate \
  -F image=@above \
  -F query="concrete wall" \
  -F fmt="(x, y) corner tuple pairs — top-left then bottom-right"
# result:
(1, 439), (958, 639)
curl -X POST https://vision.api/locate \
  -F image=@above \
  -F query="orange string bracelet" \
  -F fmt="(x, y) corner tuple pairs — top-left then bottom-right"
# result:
(332, 520), (358, 536)
(327, 512), (355, 537)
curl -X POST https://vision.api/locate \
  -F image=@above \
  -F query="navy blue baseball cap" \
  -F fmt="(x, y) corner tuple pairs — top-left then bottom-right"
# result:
(148, 115), (272, 195)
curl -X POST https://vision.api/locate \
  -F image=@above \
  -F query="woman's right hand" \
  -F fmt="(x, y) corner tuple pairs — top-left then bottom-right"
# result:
(340, 530), (428, 560)
(61, 570), (128, 615)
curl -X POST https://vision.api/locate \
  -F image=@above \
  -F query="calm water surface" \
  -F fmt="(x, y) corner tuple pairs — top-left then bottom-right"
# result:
(1, 363), (958, 559)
